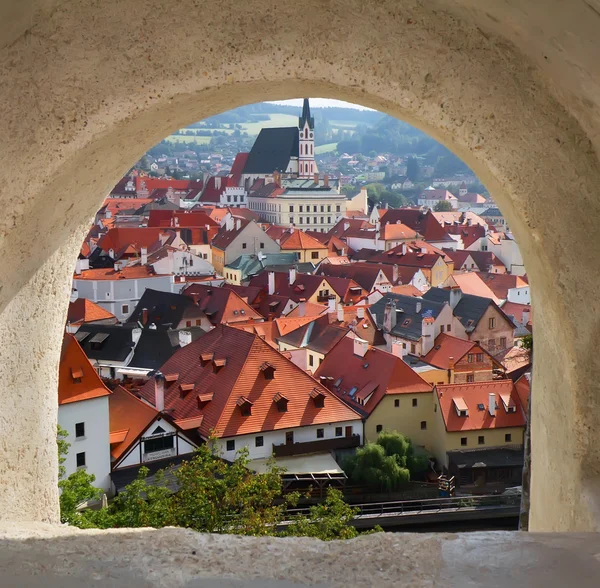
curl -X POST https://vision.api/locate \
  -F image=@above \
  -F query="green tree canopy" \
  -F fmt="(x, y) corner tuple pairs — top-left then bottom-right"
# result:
(434, 200), (454, 212)
(406, 157), (421, 183)
(344, 443), (410, 492)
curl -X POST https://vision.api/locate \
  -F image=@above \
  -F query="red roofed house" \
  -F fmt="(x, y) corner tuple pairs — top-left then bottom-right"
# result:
(199, 175), (247, 208)
(316, 261), (393, 294)
(418, 187), (459, 210)
(379, 209), (457, 250)
(316, 336), (433, 446)
(58, 334), (112, 492)
(343, 222), (418, 252)
(66, 296), (118, 333)
(137, 325), (362, 463)
(108, 385), (198, 492)
(422, 333), (505, 384)
(432, 379), (528, 488)
(277, 228), (328, 263)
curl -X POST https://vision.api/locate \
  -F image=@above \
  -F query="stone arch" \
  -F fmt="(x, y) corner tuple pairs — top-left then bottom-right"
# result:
(1, 0), (600, 532)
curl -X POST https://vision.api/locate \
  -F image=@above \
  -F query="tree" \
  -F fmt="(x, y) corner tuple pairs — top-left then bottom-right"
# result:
(344, 443), (410, 492)
(70, 443), (376, 540)
(434, 200), (454, 212)
(57, 425), (103, 525)
(376, 430), (429, 476)
(406, 157), (421, 183)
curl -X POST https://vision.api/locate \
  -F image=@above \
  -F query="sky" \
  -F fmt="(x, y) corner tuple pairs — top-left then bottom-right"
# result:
(267, 98), (374, 110)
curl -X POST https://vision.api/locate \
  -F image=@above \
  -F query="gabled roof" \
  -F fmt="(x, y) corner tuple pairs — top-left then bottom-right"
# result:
(444, 273), (501, 303)
(181, 283), (263, 325)
(443, 224), (486, 249)
(457, 192), (487, 204)
(476, 272), (529, 300)
(316, 262), (389, 292)
(75, 324), (137, 362)
(423, 288), (512, 332)
(369, 293), (447, 341)
(380, 209), (454, 242)
(284, 303), (328, 319)
(381, 223), (418, 240)
(137, 325), (360, 438)
(59, 334), (112, 405)
(96, 228), (173, 254)
(277, 315), (349, 355)
(67, 298), (117, 326)
(147, 210), (218, 229)
(74, 266), (167, 281)
(243, 127), (300, 174)
(419, 188), (457, 202)
(436, 380), (526, 432)
(129, 327), (206, 370)
(229, 152), (249, 185)
(109, 385), (160, 460)
(354, 244), (444, 269)
(279, 230), (328, 251)
(423, 333), (500, 369)
(211, 219), (251, 251)
(199, 176), (232, 203)
(128, 289), (208, 329)
(316, 337), (432, 416)
(501, 302), (532, 326)
(327, 218), (374, 240)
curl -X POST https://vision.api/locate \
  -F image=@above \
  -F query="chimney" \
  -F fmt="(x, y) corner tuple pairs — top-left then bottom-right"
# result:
(179, 330), (192, 347)
(273, 170), (281, 187)
(69, 288), (79, 303)
(313, 172), (319, 184)
(327, 296), (336, 313)
(132, 327), (142, 344)
(225, 215), (234, 231)
(421, 316), (435, 355)
(268, 271), (275, 295)
(448, 356), (455, 384)
(235, 218), (241, 231)
(105, 209), (112, 219)
(488, 393), (496, 417)
(324, 174), (329, 188)
(154, 371), (165, 412)
(337, 304), (344, 323)
(522, 310), (530, 325)
(392, 264), (399, 284)
(416, 301), (422, 314)
(174, 216), (180, 227)
(215, 176), (221, 190)
(420, 247), (427, 254)
(298, 299), (306, 318)
(108, 248), (115, 259)
(391, 340), (405, 358)
(383, 299), (397, 333)
(142, 308), (149, 325)
(401, 243), (407, 255)
(289, 266), (297, 285)
(357, 306), (365, 319)
(449, 288), (462, 309)
(141, 247), (148, 266)
(353, 337), (369, 358)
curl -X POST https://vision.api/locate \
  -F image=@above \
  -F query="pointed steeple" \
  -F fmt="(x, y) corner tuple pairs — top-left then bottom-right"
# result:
(298, 98), (314, 129)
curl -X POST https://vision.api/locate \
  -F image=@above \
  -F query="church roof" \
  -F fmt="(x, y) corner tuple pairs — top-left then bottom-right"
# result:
(299, 98), (314, 129)
(242, 127), (299, 174)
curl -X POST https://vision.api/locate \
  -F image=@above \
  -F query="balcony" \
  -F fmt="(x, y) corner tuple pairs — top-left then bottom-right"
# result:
(273, 434), (360, 457)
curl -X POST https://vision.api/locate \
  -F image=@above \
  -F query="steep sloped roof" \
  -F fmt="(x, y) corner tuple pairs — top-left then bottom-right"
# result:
(243, 127), (299, 174)
(67, 298), (117, 326)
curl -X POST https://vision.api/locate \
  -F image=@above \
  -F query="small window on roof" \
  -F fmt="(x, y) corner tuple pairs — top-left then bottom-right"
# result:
(348, 386), (358, 398)
(402, 318), (411, 327)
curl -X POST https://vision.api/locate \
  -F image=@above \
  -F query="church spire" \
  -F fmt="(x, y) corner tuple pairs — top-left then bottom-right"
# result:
(298, 98), (314, 129)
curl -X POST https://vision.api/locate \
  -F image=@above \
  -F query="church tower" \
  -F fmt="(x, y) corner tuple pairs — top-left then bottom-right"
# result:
(298, 98), (317, 179)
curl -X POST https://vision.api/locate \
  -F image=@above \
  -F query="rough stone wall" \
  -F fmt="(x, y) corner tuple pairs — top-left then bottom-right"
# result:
(0, 0), (599, 530)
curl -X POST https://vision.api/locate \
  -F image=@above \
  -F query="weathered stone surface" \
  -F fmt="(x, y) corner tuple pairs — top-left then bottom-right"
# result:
(0, 0), (599, 532)
(1, 525), (600, 587)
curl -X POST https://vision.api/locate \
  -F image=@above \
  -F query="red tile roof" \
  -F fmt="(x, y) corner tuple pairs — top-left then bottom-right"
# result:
(75, 266), (167, 280)
(59, 334), (111, 405)
(135, 177), (191, 193)
(436, 380), (526, 432)
(109, 385), (159, 460)
(279, 230), (327, 251)
(476, 272), (529, 300)
(96, 227), (174, 254)
(443, 224), (486, 249)
(501, 302), (532, 326)
(316, 262), (389, 292)
(137, 325), (361, 438)
(423, 333), (500, 370)
(316, 337), (432, 415)
(67, 298), (117, 326)
(211, 219), (251, 251)
(181, 283), (264, 325)
(380, 209), (453, 242)
(147, 210), (218, 229)
(199, 176), (232, 203)
(229, 153), (249, 186)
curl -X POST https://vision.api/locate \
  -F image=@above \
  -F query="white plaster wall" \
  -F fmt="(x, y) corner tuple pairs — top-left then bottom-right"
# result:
(507, 286), (531, 304)
(217, 419), (362, 461)
(58, 396), (111, 492)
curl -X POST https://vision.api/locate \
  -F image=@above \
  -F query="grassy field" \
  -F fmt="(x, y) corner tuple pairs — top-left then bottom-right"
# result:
(239, 113), (299, 135)
(315, 142), (338, 154)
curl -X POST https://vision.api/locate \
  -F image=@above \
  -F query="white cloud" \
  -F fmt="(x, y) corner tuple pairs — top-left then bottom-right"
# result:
(267, 98), (374, 111)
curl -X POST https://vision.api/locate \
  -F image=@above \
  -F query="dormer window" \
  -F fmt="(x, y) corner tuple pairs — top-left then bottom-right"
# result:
(180, 383), (194, 398)
(310, 388), (325, 408)
(164, 373), (179, 384)
(71, 368), (83, 384)
(260, 362), (276, 380)
(453, 397), (469, 417)
(273, 392), (288, 413)
(89, 332), (109, 350)
(212, 358), (227, 373)
(197, 392), (213, 409)
(500, 393), (517, 413)
(200, 352), (214, 367)
(236, 396), (253, 417)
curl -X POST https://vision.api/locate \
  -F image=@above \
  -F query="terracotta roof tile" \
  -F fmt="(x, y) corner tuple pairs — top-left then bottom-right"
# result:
(59, 334), (111, 405)
(279, 230), (328, 251)
(67, 298), (117, 325)
(137, 325), (360, 438)
(436, 380), (526, 432)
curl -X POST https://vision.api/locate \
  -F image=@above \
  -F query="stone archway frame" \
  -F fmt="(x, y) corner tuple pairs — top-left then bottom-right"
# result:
(1, 0), (599, 531)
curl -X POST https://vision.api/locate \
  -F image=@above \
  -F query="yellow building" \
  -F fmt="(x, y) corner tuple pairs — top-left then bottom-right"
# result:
(431, 379), (528, 476)
(278, 229), (328, 264)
